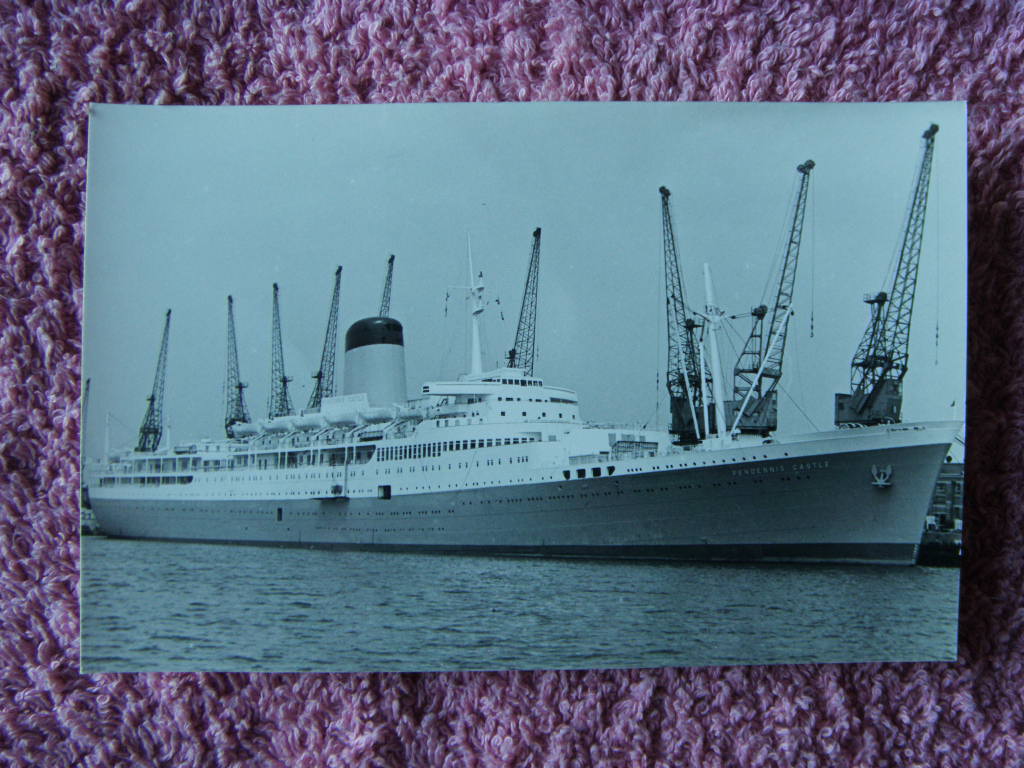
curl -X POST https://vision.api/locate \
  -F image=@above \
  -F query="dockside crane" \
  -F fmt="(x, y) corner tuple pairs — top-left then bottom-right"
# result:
(731, 160), (815, 435)
(308, 266), (343, 410)
(224, 296), (251, 437)
(835, 124), (939, 426)
(267, 283), (293, 418)
(660, 187), (705, 444)
(136, 309), (171, 453)
(506, 227), (541, 375)
(378, 255), (395, 317)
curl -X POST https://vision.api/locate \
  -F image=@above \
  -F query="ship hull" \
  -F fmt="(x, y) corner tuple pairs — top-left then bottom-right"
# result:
(91, 438), (950, 566)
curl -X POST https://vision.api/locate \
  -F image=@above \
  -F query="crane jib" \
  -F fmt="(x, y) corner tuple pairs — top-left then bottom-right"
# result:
(136, 309), (171, 453)
(730, 160), (814, 436)
(308, 266), (343, 411)
(835, 124), (939, 427)
(507, 227), (541, 377)
(225, 296), (251, 437)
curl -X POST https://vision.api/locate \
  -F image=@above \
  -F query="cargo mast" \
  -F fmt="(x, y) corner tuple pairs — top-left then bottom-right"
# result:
(136, 309), (171, 453)
(378, 255), (395, 317)
(468, 250), (485, 377)
(660, 187), (705, 444)
(506, 227), (541, 375)
(731, 160), (814, 434)
(267, 283), (293, 418)
(835, 124), (938, 426)
(224, 296), (251, 437)
(308, 267), (343, 410)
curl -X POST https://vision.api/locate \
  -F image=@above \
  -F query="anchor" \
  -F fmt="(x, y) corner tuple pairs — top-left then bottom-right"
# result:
(871, 464), (893, 488)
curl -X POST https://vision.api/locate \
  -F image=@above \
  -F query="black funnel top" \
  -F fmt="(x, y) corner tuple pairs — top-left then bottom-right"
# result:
(345, 317), (404, 351)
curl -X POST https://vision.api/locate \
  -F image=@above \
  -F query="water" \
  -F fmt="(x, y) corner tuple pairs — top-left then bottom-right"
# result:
(81, 537), (960, 672)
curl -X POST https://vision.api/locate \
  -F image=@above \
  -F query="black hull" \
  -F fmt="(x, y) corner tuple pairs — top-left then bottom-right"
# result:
(98, 535), (919, 565)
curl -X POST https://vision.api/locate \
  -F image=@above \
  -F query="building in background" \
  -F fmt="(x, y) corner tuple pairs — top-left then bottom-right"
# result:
(927, 461), (964, 533)
(919, 460), (963, 566)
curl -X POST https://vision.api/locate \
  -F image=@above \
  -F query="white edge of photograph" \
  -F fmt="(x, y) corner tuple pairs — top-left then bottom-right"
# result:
(79, 101), (967, 673)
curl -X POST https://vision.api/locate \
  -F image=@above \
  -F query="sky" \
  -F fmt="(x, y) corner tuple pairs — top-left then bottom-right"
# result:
(82, 102), (967, 460)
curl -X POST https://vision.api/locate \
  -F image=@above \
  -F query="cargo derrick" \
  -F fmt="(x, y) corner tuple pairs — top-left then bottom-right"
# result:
(730, 160), (815, 435)
(224, 296), (251, 437)
(136, 309), (171, 452)
(506, 227), (541, 376)
(660, 187), (705, 444)
(308, 267), (343, 410)
(378, 255), (395, 318)
(267, 283), (294, 418)
(835, 124), (938, 426)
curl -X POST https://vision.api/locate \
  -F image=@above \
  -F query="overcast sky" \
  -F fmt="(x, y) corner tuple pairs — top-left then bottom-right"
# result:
(82, 102), (966, 459)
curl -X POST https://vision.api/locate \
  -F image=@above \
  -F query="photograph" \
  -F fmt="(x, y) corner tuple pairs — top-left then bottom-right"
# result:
(80, 101), (967, 672)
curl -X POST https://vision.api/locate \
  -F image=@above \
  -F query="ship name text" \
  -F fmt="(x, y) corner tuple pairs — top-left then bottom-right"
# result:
(731, 459), (830, 477)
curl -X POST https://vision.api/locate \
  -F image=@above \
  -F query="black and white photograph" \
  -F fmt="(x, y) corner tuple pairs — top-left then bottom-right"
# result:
(80, 102), (966, 672)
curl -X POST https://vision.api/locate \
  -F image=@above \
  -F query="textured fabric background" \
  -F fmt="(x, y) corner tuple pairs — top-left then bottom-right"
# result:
(1, 1), (1022, 766)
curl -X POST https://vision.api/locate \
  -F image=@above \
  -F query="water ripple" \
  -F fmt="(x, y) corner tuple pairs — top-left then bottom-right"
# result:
(81, 538), (960, 672)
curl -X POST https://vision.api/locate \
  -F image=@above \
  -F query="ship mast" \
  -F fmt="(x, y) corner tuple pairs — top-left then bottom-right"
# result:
(267, 283), (293, 418)
(506, 227), (541, 375)
(136, 309), (171, 453)
(224, 296), (251, 437)
(467, 238), (485, 376)
(308, 266), (342, 410)
(700, 265), (728, 440)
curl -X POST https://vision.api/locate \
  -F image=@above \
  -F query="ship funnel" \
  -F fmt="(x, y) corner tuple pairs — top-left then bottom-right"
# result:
(343, 317), (407, 407)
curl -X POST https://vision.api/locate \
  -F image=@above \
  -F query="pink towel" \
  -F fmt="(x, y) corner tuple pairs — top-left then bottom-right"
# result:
(1, 2), (1022, 765)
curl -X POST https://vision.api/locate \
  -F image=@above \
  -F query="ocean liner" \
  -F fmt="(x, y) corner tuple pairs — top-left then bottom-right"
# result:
(85, 126), (960, 565)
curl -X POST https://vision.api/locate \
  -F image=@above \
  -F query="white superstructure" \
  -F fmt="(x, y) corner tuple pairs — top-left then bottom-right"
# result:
(86, 263), (960, 566)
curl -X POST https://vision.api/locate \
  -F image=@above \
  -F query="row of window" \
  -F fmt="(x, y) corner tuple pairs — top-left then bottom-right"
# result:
(99, 476), (193, 486)
(484, 457), (529, 466)
(107, 432), (550, 480)
(113, 458), (202, 473)
(377, 436), (539, 462)
(239, 446), (377, 470)
(562, 467), (617, 479)
(500, 411), (573, 420)
(481, 377), (543, 387)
